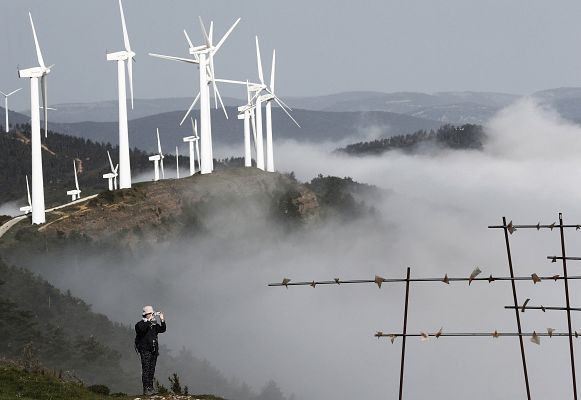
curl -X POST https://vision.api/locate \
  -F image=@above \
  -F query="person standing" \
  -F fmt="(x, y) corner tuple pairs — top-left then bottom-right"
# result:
(135, 305), (166, 396)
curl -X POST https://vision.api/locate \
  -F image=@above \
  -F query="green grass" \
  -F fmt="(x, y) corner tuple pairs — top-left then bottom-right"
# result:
(0, 362), (129, 400)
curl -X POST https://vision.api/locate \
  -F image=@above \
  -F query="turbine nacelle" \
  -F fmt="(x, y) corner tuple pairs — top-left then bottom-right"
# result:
(259, 93), (275, 102)
(188, 45), (209, 54)
(106, 50), (135, 62)
(18, 66), (50, 79)
(66, 189), (81, 201)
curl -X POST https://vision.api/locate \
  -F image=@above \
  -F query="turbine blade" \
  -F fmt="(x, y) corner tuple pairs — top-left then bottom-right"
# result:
(149, 53), (199, 64)
(156, 128), (162, 154)
(29, 13), (46, 68)
(183, 29), (194, 49)
(194, 118), (198, 137)
(214, 18), (241, 54)
(213, 78), (249, 86)
(0, 91), (6, 97)
(7, 88), (22, 97)
(199, 16), (211, 47)
(26, 175), (31, 206)
(267, 88), (293, 111)
(249, 89), (261, 104)
(114, 164), (119, 174)
(214, 84), (228, 119)
(270, 49), (276, 92)
(246, 80), (250, 103)
(107, 150), (115, 172)
(209, 21), (214, 46)
(255, 36), (264, 84)
(128, 58), (134, 109)
(274, 96), (301, 128)
(180, 92), (201, 126)
(209, 57), (218, 109)
(119, 0), (131, 52)
(73, 160), (79, 190)
(41, 75), (48, 137)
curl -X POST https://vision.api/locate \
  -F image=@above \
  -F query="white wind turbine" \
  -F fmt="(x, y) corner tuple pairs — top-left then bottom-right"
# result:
(19, 175), (32, 215)
(254, 38), (300, 172)
(102, 150), (119, 190)
(66, 160), (81, 201)
(0, 88), (22, 133)
(148, 128), (165, 181)
(107, 0), (135, 189)
(175, 146), (180, 179)
(150, 17), (241, 174)
(215, 38), (298, 171)
(18, 12), (52, 225)
(182, 117), (201, 176)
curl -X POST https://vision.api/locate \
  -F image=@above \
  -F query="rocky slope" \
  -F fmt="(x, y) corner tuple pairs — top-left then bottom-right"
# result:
(1, 168), (319, 256)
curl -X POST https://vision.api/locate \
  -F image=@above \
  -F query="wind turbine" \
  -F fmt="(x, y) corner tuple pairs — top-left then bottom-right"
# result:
(175, 146), (180, 179)
(19, 176), (32, 215)
(214, 38), (298, 171)
(148, 128), (165, 181)
(0, 88), (22, 133)
(254, 38), (300, 172)
(66, 160), (81, 201)
(103, 150), (119, 190)
(150, 17), (241, 174)
(182, 118), (201, 176)
(107, 0), (135, 189)
(18, 12), (51, 225)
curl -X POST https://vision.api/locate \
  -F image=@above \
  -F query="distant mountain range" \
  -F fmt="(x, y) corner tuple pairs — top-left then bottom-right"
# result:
(2, 106), (442, 153)
(24, 88), (581, 127)
(6, 88), (581, 154)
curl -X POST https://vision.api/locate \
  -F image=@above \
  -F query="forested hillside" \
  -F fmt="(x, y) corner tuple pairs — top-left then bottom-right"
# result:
(0, 125), (246, 206)
(0, 124), (153, 205)
(336, 124), (485, 156)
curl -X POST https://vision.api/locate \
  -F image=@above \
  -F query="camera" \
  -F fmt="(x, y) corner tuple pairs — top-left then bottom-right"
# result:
(154, 312), (161, 316)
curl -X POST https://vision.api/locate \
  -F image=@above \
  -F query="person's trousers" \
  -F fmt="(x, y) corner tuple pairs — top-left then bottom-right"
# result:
(140, 350), (158, 392)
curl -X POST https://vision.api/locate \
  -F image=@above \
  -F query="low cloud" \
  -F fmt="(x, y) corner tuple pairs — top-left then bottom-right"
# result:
(17, 98), (581, 400)
(0, 200), (23, 217)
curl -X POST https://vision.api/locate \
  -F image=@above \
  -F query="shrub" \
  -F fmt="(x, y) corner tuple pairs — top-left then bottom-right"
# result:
(87, 384), (110, 395)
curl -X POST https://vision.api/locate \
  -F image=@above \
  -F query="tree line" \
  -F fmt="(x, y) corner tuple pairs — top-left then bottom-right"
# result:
(336, 124), (485, 156)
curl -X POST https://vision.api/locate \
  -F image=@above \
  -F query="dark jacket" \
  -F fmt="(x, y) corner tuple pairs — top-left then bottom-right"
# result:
(135, 319), (166, 355)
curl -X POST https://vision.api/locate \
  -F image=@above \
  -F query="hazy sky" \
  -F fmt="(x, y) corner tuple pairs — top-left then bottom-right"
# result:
(2, 0), (581, 110)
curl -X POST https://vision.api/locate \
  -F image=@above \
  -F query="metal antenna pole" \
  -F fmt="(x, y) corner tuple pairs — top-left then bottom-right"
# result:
(559, 213), (578, 400)
(398, 267), (411, 400)
(502, 216), (532, 400)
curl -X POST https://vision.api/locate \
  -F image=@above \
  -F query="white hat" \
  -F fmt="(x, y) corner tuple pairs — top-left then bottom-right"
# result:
(142, 305), (155, 316)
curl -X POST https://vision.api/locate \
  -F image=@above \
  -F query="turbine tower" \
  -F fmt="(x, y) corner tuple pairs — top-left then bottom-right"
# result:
(150, 17), (241, 174)
(237, 82), (256, 167)
(182, 118), (201, 176)
(0, 88), (22, 133)
(148, 128), (165, 181)
(66, 160), (81, 201)
(103, 150), (119, 190)
(18, 13), (51, 225)
(175, 146), (180, 179)
(19, 175), (32, 215)
(107, 0), (135, 189)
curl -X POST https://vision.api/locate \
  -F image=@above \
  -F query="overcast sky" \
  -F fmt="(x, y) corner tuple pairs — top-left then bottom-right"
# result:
(2, 0), (581, 110)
